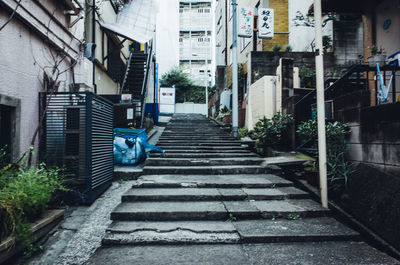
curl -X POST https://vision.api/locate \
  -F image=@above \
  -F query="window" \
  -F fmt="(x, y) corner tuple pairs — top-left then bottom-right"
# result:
(179, 38), (183, 42)
(204, 8), (210, 13)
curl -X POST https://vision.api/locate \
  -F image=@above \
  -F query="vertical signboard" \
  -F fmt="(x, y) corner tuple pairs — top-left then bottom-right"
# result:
(159, 87), (176, 113)
(238, 7), (253, 38)
(258, 8), (274, 38)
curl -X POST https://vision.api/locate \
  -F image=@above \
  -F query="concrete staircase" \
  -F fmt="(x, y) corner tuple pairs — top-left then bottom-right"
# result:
(93, 114), (398, 264)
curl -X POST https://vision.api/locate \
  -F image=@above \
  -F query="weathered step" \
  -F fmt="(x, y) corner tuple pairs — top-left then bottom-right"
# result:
(142, 165), (271, 175)
(135, 174), (293, 188)
(150, 153), (258, 158)
(156, 149), (252, 154)
(159, 137), (235, 141)
(157, 142), (244, 147)
(102, 217), (360, 245)
(89, 242), (400, 264)
(157, 140), (243, 144)
(110, 199), (330, 221)
(233, 218), (361, 243)
(103, 221), (240, 245)
(145, 157), (264, 166)
(121, 187), (309, 202)
(162, 132), (230, 136)
(157, 146), (248, 151)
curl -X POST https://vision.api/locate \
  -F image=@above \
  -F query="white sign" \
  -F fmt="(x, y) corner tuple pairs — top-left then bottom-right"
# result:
(160, 87), (176, 113)
(238, 7), (254, 38)
(258, 8), (274, 39)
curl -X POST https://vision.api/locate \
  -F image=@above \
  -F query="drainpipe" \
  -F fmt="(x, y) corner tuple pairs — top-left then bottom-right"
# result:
(231, 0), (238, 138)
(92, 0), (97, 94)
(314, 0), (328, 208)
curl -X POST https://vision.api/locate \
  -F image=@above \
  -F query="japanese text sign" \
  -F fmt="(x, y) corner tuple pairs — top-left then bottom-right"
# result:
(258, 8), (274, 39)
(238, 7), (254, 38)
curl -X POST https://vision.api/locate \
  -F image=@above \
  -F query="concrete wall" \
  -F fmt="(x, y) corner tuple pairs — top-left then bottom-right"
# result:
(245, 75), (278, 130)
(334, 90), (400, 250)
(0, 0), (82, 160)
(250, 51), (336, 85)
(175, 103), (207, 115)
(333, 15), (364, 65)
(375, 0), (400, 56)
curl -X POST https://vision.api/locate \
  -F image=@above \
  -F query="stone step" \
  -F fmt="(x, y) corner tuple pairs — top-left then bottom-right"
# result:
(121, 187), (309, 202)
(154, 149), (252, 154)
(142, 165), (271, 175)
(134, 174), (293, 189)
(102, 217), (360, 245)
(158, 137), (235, 141)
(103, 221), (239, 245)
(145, 157), (264, 166)
(157, 146), (248, 151)
(157, 142), (244, 147)
(162, 132), (230, 136)
(110, 199), (330, 221)
(90, 242), (399, 264)
(149, 153), (258, 158)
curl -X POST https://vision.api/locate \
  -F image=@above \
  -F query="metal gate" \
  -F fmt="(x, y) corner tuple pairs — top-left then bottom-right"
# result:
(39, 92), (114, 204)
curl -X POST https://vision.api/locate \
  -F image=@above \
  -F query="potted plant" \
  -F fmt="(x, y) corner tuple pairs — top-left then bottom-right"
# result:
(304, 161), (319, 187)
(367, 45), (386, 67)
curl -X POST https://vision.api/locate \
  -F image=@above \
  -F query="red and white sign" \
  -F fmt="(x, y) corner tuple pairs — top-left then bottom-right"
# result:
(238, 7), (254, 38)
(258, 8), (274, 39)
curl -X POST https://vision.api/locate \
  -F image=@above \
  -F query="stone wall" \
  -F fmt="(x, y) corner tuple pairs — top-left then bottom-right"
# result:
(334, 90), (400, 250)
(250, 51), (336, 85)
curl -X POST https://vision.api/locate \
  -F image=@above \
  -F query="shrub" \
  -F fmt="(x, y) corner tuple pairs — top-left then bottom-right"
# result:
(272, 43), (282, 52)
(0, 163), (65, 247)
(297, 119), (352, 191)
(250, 113), (294, 153)
(238, 127), (249, 139)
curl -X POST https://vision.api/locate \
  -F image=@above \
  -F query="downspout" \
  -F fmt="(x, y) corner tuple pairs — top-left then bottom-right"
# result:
(92, 0), (97, 94)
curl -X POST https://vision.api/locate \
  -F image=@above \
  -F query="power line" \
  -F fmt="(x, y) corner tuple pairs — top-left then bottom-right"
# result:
(0, 0), (23, 32)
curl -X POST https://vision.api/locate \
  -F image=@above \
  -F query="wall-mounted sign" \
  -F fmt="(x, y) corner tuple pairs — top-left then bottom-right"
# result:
(238, 7), (254, 38)
(258, 8), (274, 39)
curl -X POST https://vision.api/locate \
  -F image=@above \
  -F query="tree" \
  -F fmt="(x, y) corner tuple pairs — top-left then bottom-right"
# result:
(160, 67), (193, 102)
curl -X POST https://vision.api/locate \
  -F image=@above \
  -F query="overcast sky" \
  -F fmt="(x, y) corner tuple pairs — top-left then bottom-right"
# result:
(156, 0), (180, 76)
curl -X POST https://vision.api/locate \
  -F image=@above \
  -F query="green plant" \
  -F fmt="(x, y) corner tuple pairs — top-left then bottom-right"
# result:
(323, 35), (332, 52)
(272, 43), (282, 52)
(250, 112), (294, 153)
(0, 164), (65, 248)
(238, 127), (249, 139)
(299, 66), (316, 88)
(284, 45), (292, 52)
(226, 213), (237, 222)
(297, 120), (352, 191)
(287, 214), (300, 220)
(368, 45), (384, 55)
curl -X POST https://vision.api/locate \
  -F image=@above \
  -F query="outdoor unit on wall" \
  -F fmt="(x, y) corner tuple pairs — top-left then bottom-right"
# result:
(39, 92), (114, 204)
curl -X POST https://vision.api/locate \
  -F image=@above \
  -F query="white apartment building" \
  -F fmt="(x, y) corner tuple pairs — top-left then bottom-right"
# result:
(179, 1), (214, 87)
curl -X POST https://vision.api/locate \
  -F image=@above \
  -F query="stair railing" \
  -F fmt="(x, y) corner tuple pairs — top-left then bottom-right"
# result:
(140, 40), (154, 128)
(119, 52), (133, 94)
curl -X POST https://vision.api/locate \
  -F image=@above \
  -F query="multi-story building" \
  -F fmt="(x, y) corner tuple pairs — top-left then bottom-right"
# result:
(179, 0), (214, 87)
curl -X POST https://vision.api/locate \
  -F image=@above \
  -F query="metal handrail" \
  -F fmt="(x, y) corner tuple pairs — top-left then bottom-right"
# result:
(140, 40), (154, 128)
(119, 52), (133, 95)
(294, 64), (361, 107)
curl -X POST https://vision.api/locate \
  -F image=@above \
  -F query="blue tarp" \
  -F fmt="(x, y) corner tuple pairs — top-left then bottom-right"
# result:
(113, 128), (164, 165)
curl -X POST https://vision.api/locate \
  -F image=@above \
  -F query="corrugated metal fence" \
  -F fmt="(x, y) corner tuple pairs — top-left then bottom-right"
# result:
(39, 92), (114, 204)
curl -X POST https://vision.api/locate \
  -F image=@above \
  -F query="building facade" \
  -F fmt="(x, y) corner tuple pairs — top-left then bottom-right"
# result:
(179, 0), (214, 87)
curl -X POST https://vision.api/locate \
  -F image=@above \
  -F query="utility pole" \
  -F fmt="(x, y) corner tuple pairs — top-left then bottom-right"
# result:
(205, 29), (209, 118)
(314, 0), (328, 208)
(231, 0), (239, 138)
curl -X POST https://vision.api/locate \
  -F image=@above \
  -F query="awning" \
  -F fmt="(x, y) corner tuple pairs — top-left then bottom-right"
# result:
(100, 0), (158, 44)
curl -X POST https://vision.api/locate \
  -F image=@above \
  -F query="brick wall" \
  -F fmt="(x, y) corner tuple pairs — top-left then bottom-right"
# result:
(262, 0), (289, 51)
